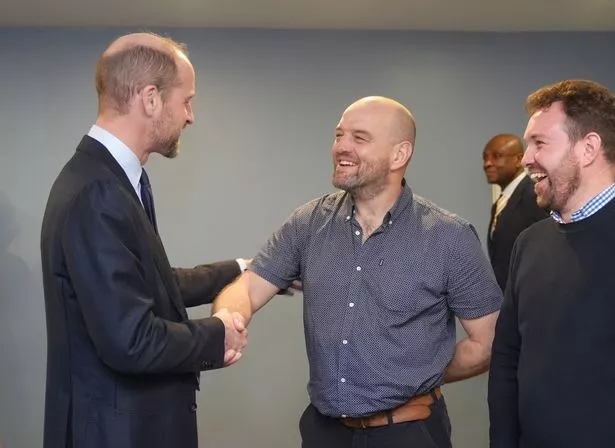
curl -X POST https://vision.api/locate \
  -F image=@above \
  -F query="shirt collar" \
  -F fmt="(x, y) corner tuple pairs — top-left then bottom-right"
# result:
(387, 178), (413, 222)
(87, 124), (143, 197)
(345, 178), (413, 225)
(500, 171), (526, 200)
(551, 182), (615, 224)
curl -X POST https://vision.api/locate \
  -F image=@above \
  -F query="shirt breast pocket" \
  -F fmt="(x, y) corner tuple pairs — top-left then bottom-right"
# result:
(369, 264), (445, 315)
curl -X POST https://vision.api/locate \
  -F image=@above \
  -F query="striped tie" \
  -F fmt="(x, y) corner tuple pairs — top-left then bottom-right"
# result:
(490, 194), (508, 237)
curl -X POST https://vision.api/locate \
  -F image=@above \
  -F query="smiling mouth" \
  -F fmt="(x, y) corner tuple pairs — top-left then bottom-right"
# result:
(529, 172), (548, 183)
(336, 161), (358, 171)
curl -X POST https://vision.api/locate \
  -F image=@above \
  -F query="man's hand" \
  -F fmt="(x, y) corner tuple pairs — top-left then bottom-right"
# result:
(213, 308), (248, 366)
(278, 280), (303, 296)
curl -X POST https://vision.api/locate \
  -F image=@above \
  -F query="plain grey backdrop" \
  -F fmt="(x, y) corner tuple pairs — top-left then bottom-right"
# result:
(0, 28), (613, 447)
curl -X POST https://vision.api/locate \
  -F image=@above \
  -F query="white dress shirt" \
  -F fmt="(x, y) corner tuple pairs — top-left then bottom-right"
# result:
(88, 124), (144, 204)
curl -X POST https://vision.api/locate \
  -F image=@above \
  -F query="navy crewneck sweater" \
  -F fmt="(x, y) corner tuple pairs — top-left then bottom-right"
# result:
(489, 197), (615, 448)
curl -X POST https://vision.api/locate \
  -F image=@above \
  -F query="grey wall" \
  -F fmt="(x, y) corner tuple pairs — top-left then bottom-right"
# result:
(0, 27), (613, 447)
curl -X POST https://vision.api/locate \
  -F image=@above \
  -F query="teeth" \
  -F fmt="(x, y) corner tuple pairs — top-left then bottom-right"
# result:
(530, 173), (547, 182)
(339, 161), (356, 166)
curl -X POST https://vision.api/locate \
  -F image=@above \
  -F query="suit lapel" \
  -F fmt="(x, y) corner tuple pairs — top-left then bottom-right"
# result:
(77, 136), (140, 204)
(487, 201), (496, 252)
(77, 136), (188, 319)
(492, 175), (531, 233)
(501, 175), (530, 213)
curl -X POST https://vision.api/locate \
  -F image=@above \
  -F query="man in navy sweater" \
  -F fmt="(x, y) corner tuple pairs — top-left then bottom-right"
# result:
(488, 79), (615, 447)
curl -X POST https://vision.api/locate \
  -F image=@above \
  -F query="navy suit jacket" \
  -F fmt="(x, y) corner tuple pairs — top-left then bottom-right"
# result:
(487, 176), (548, 291)
(41, 136), (241, 448)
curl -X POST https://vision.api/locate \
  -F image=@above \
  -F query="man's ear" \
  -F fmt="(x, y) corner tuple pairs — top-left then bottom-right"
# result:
(579, 132), (603, 167)
(140, 85), (161, 117)
(391, 141), (413, 170)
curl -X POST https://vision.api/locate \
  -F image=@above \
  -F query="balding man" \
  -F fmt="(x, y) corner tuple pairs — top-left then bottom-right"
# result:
(40, 32), (247, 448)
(213, 97), (502, 447)
(482, 134), (548, 291)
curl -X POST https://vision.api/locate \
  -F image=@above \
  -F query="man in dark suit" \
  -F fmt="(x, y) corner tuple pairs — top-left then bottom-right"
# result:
(483, 134), (548, 291)
(41, 32), (248, 448)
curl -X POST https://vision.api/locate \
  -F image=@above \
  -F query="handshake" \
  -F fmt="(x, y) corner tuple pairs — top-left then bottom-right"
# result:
(213, 308), (248, 366)
(211, 279), (302, 367)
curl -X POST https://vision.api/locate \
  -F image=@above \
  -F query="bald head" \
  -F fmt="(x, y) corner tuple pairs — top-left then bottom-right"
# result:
(484, 134), (524, 157)
(104, 32), (185, 56)
(332, 96), (415, 195)
(345, 96), (416, 146)
(95, 32), (189, 115)
(483, 133), (525, 188)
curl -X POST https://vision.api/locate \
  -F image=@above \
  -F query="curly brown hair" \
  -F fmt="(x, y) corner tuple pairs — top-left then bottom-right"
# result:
(526, 79), (615, 163)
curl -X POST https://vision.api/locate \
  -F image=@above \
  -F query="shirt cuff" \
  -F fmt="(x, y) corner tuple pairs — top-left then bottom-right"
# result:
(235, 258), (248, 272)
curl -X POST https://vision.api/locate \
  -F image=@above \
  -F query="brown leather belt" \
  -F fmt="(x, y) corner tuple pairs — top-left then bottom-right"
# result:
(340, 387), (442, 429)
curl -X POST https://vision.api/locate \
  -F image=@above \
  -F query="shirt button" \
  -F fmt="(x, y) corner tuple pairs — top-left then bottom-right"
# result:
(349, 303), (355, 308)
(355, 230), (360, 236)
(341, 414), (347, 418)
(356, 266), (361, 271)
(389, 220), (393, 225)
(346, 216), (351, 221)
(342, 340), (348, 345)
(341, 378), (346, 383)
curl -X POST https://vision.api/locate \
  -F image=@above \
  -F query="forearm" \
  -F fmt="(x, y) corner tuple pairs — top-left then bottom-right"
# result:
(212, 274), (254, 324)
(174, 260), (241, 308)
(213, 270), (282, 326)
(444, 336), (491, 383)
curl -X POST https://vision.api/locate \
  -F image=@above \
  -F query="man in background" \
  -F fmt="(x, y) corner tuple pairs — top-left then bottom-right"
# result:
(41, 32), (247, 448)
(214, 96), (502, 448)
(483, 134), (547, 291)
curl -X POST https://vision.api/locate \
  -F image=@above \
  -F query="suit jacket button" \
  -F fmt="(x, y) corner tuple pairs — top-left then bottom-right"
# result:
(190, 403), (198, 412)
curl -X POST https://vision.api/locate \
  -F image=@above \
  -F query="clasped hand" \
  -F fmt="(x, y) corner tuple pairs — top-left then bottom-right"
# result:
(213, 308), (248, 366)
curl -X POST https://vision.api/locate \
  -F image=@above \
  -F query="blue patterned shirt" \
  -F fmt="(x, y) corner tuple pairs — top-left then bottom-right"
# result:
(249, 182), (502, 417)
(551, 183), (615, 223)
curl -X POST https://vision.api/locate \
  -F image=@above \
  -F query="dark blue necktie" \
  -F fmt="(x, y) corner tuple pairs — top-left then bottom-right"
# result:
(139, 169), (158, 234)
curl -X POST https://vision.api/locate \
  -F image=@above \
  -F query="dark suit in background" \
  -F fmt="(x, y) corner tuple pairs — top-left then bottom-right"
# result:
(487, 175), (547, 290)
(483, 134), (548, 292)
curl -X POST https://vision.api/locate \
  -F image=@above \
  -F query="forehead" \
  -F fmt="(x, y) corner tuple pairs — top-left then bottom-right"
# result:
(484, 140), (509, 154)
(337, 103), (392, 132)
(524, 103), (567, 138)
(175, 54), (195, 89)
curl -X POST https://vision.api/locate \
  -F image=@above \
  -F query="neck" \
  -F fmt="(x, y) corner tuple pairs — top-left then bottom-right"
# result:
(498, 169), (524, 190)
(559, 167), (614, 222)
(96, 115), (150, 165)
(352, 180), (403, 225)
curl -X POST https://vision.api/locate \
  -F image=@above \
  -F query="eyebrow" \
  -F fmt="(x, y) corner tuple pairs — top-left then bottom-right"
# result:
(525, 133), (547, 141)
(336, 127), (371, 137)
(353, 129), (371, 137)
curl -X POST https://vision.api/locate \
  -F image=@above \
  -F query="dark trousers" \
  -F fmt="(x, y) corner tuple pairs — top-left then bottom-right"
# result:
(300, 398), (452, 448)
